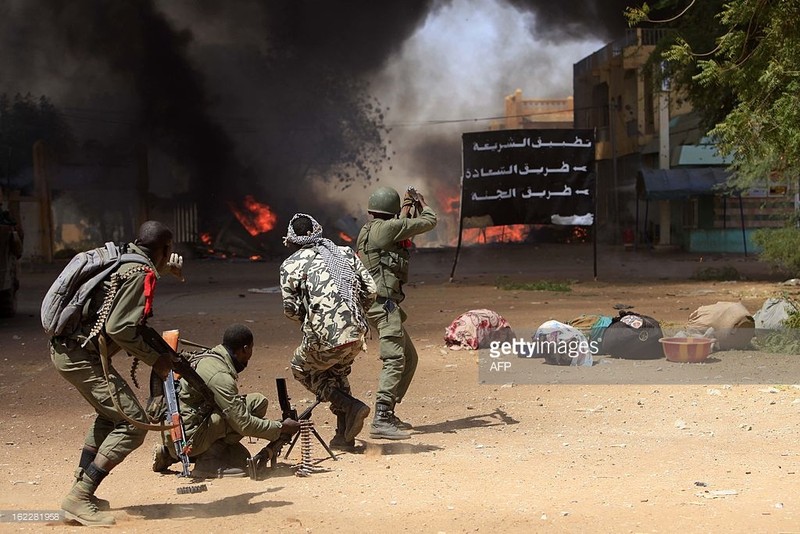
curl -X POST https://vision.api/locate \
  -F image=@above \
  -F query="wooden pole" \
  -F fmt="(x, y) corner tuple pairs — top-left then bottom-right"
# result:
(449, 141), (467, 282)
(32, 140), (53, 263)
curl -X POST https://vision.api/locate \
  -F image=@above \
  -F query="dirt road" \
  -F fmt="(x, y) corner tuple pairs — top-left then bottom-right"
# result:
(1, 243), (798, 533)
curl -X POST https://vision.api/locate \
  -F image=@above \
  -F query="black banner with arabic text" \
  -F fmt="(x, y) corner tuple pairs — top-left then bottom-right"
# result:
(461, 129), (595, 227)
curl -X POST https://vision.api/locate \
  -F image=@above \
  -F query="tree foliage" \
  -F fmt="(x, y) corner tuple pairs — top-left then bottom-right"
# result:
(0, 93), (73, 182)
(628, 0), (800, 189)
(752, 213), (800, 276)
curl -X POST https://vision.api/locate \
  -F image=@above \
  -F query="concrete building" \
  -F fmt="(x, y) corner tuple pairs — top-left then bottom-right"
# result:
(573, 28), (795, 252)
(499, 90), (573, 130)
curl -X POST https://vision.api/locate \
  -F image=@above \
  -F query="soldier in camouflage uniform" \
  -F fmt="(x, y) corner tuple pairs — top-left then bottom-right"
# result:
(280, 213), (377, 450)
(50, 221), (183, 527)
(152, 324), (300, 477)
(357, 186), (437, 440)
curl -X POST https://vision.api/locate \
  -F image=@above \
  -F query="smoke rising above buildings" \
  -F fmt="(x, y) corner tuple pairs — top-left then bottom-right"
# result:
(0, 0), (636, 237)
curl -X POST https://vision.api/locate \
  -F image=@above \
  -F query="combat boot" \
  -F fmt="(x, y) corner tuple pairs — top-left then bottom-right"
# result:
(192, 441), (247, 478)
(61, 472), (115, 526)
(328, 388), (370, 442)
(329, 412), (356, 451)
(152, 444), (177, 473)
(369, 402), (411, 440)
(387, 411), (413, 430)
(72, 468), (110, 511)
(226, 442), (252, 470)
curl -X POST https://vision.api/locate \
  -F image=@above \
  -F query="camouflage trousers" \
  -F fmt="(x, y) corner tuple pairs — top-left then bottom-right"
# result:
(290, 341), (363, 402)
(367, 301), (419, 407)
(50, 338), (148, 465)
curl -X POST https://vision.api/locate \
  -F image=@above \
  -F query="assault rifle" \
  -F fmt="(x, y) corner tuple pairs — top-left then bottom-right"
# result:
(160, 330), (192, 477)
(163, 369), (191, 477)
(153, 330), (209, 494)
(246, 378), (336, 480)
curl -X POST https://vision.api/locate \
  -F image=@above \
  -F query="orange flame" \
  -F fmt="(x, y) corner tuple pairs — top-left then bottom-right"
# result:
(339, 231), (353, 243)
(437, 188), (529, 245)
(200, 232), (212, 245)
(462, 225), (529, 244)
(569, 226), (590, 243)
(228, 195), (278, 236)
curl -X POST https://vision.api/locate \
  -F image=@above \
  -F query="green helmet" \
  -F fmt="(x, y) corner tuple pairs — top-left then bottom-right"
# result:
(367, 186), (401, 215)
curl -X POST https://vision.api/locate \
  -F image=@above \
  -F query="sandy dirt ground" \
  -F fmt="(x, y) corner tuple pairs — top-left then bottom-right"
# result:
(1, 243), (799, 533)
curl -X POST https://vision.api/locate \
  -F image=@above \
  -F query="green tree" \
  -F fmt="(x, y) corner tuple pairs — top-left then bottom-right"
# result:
(628, 0), (800, 189)
(0, 93), (73, 184)
(629, 1), (800, 274)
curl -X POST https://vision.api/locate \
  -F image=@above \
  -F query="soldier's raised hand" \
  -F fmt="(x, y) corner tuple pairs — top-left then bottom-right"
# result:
(166, 252), (185, 281)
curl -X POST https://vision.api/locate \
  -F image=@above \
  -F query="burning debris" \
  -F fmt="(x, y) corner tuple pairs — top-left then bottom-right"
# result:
(227, 195), (278, 237)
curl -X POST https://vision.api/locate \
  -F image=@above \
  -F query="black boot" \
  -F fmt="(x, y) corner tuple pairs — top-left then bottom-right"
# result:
(387, 410), (413, 430)
(369, 402), (411, 440)
(192, 441), (246, 478)
(328, 388), (370, 442)
(329, 412), (356, 451)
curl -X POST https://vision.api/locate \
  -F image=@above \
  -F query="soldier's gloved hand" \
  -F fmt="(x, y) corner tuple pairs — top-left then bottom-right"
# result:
(280, 418), (301, 436)
(165, 252), (185, 281)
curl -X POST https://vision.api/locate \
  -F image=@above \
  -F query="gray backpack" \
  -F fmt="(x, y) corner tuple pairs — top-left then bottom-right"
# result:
(41, 242), (149, 338)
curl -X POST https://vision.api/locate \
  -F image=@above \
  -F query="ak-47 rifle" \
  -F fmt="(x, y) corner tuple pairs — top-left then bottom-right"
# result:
(149, 330), (209, 494)
(161, 330), (191, 478)
(246, 378), (336, 480)
(163, 369), (191, 477)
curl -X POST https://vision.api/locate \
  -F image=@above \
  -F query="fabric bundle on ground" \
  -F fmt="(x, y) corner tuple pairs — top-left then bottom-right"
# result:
(444, 309), (514, 350)
(532, 320), (593, 366)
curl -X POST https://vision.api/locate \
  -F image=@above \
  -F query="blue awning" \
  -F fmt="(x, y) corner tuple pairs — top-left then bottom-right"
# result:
(637, 167), (731, 200)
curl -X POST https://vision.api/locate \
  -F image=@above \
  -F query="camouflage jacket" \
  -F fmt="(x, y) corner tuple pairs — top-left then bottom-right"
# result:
(280, 245), (377, 351)
(178, 344), (283, 443)
(356, 206), (437, 303)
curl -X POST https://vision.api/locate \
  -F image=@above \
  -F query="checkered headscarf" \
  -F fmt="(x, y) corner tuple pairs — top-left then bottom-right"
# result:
(283, 213), (365, 328)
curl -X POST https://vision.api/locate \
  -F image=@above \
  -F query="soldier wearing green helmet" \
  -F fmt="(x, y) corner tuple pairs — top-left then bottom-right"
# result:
(356, 185), (437, 439)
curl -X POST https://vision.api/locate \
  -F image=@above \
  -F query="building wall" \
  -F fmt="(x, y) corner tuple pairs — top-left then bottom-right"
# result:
(500, 89), (573, 130)
(573, 28), (794, 250)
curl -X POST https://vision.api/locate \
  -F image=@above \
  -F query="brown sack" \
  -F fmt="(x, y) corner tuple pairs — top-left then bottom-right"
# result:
(686, 301), (754, 350)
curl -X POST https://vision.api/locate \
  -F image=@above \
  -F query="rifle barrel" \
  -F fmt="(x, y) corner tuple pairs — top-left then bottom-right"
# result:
(179, 338), (211, 350)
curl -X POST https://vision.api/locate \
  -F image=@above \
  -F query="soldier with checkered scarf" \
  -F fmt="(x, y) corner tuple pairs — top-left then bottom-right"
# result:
(280, 213), (377, 450)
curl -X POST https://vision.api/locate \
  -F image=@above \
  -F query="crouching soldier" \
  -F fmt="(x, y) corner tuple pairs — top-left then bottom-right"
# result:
(153, 324), (300, 477)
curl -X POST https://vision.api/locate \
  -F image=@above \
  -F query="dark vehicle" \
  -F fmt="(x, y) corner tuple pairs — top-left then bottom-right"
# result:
(0, 210), (22, 317)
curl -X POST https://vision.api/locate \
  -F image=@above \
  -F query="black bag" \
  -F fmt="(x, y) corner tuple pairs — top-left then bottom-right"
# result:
(599, 311), (664, 360)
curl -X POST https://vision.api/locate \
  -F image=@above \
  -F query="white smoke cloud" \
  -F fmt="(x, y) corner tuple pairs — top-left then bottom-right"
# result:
(336, 0), (604, 242)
